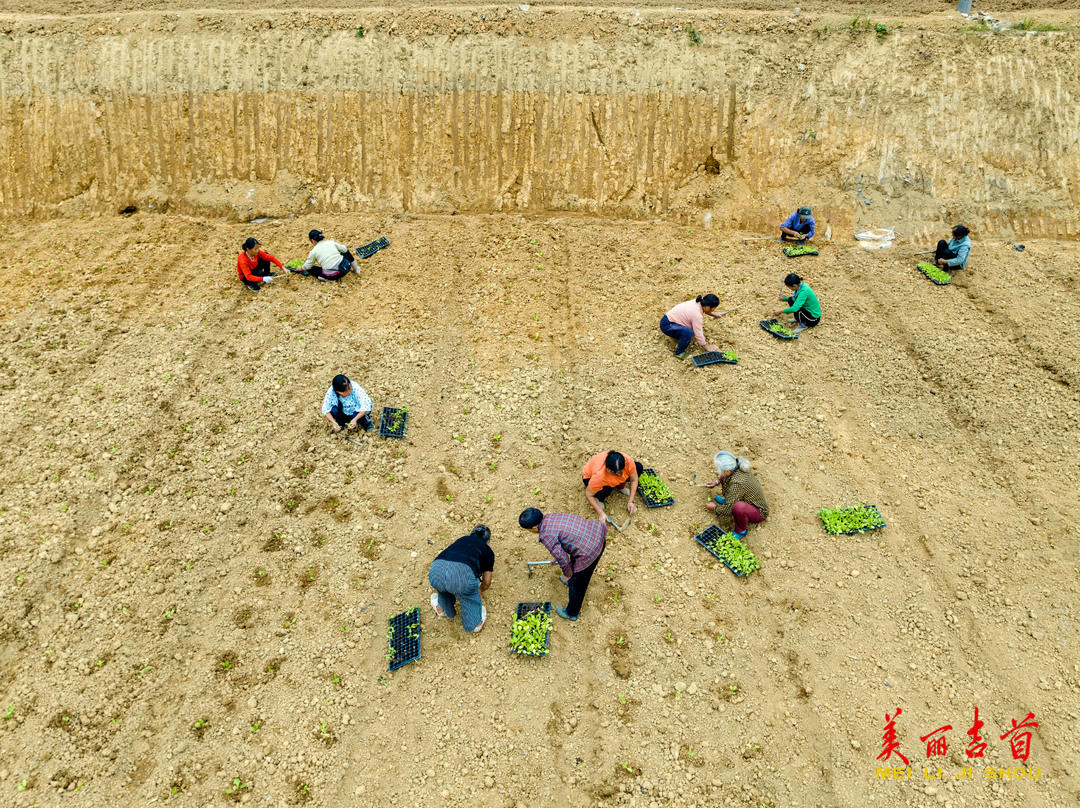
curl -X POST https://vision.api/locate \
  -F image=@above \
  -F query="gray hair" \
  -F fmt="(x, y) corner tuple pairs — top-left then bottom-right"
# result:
(713, 451), (750, 475)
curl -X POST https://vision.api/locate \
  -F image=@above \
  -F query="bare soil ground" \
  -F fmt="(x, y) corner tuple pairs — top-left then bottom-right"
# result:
(0, 210), (1078, 807)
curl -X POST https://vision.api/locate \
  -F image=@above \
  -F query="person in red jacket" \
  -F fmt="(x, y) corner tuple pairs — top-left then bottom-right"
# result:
(236, 237), (283, 292)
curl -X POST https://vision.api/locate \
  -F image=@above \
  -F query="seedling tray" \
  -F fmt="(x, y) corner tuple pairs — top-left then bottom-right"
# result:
(638, 468), (675, 508)
(693, 525), (760, 577)
(511, 602), (551, 657)
(379, 406), (408, 438)
(916, 262), (952, 286)
(356, 236), (391, 259)
(818, 504), (887, 535)
(387, 607), (421, 672)
(783, 245), (819, 257)
(692, 351), (738, 367)
(760, 319), (798, 340)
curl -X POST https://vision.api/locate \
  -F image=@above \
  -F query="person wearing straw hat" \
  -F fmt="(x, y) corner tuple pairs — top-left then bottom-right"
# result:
(779, 206), (816, 242)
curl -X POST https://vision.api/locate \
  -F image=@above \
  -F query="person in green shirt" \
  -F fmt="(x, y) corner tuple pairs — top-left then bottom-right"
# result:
(772, 273), (820, 334)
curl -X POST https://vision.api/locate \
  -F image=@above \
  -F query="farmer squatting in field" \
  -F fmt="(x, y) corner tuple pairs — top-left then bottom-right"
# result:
(704, 451), (770, 540)
(660, 293), (722, 359)
(933, 225), (972, 271)
(773, 273), (821, 335)
(288, 229), (356, 281)
(582, 450), (641, 520)
(321, 374), (374, 432)
(779, 206), (815, 242)
(235, 237), (283, 292)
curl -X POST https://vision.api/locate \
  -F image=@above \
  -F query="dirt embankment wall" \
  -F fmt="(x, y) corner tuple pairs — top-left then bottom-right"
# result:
(2, 10), (1079, 237)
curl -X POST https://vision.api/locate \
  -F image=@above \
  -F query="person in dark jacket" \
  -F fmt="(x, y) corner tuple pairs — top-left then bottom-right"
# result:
(934, 225), (972, 271)
(236, 237), (283, 291)
(428, 526), (494, 633)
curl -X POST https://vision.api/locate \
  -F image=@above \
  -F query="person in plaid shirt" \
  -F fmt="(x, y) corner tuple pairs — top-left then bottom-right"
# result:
(518, 508), (606, 621)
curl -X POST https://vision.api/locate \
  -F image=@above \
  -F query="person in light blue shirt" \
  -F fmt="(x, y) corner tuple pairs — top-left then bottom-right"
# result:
(780, 206), (815, 241)
(321, 374), (374, 432)
(934, 225), (972, 270)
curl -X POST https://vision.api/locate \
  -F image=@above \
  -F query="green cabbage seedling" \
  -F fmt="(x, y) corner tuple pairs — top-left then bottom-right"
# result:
(510, 611), (552, 656)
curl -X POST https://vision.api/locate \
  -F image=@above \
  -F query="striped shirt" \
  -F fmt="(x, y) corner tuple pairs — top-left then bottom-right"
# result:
(716, 469), (769, 519)
(321, 383), (372, 416)
(538, 512), (607, 577)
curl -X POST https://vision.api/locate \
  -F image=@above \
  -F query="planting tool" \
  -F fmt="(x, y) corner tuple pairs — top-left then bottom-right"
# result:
(605, 514), (630, 532)
(741, 236), (776, 243)
(334, 431), (363, 447)
(386, 606), (421, 672)
(690, 474), (713, 488)
(355, 236), (391, 259)
(526, 560), (553, 578)
(510, 602), (552, 657)
(637, 468), (675, 508)
(714, 305), (741, 317)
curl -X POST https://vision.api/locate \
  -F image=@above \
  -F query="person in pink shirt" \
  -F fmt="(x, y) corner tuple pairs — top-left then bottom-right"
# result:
(660, 294), (722, 359)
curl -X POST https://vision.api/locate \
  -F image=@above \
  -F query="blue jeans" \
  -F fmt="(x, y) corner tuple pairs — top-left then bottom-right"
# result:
(428, 559), (484, 632)
(660, 315), (693, 354)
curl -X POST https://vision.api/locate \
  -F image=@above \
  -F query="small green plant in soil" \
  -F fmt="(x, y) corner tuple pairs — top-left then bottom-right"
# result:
(817, 504), (886, 534)
(765, 320), (797, 338)
(916, 262), (952, 284)
(510, 611), (552, 655)
(224, 778), (250, 798)
(702, 531), (761, 575)
(685, 24), (702, 44)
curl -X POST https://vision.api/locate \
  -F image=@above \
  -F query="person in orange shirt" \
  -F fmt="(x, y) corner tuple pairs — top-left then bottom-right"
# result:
(581, 450), (642, 520)
(236, 237), (284, 292)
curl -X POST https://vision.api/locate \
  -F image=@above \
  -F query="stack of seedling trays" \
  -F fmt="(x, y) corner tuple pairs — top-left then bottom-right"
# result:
(379, 406), (408, 438)
(760, 319), (798, 340)
(915, 262), (952, 285)
(693, 525), (761, 577)
(510, 602), (551, 657)
(637, 468), (675, 508)
(386, 607), (421, 671)
(692, 350), (739, 367)
(817, 504), (887, 535)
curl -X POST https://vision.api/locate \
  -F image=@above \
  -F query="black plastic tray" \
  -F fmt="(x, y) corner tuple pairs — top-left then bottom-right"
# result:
(916, 262), (952, 286)
(638, 467), (675, 508)
(819, 504), (887, 535)
(379, 406), (408, 438)
(760, 319), (798, 340)
(692, 351), (738, 367)
(693, 525), (748, 577)
(783, 245), (819, 257)
(387, 607), (421, 671)
(511, 602), (551, 657)
(356, 236), (391, 259)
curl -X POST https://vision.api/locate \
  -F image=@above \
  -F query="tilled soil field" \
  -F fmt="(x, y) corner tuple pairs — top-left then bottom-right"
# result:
(0, 212), (1077, 808)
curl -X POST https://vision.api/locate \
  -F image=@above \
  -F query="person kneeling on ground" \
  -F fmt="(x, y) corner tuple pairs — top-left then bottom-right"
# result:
(321, 374), (374, 432)
(236, 237), (283, 292)
(934, 225), (972, 271)
(289, 230), (355, 281)
(660, 294), (722, 359)
(428, 525), (493, 633)
(773, 272), (821, 335)
(582, 450), (641, 520)
(519, 508), (606, 622)
(704, 451), (769, 540)
(779, 206), (815, 242)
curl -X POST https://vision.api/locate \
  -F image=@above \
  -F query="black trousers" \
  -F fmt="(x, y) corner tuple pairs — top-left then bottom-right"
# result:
(311, 252), (355, 280)
(329, 406), (372, 429)
(582, 461), (644, 501)
(241, 257), (275, 290)
(935, 240), (958, 264)
(567, 545), (605, 617)
(794, 310), (820, 328)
